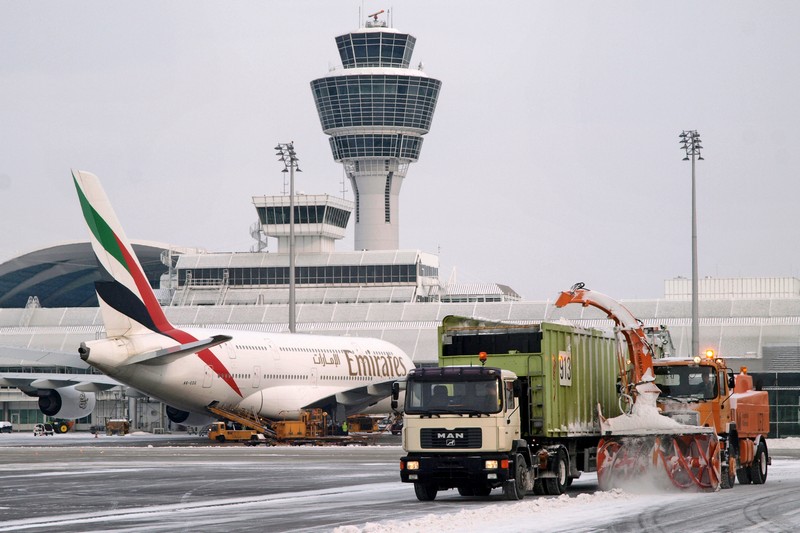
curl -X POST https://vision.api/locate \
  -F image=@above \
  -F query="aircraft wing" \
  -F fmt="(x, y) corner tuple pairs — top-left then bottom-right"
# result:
(0, 344), (123, 394)
(0, 371), (122, 394)
(0, 345), (90, 369)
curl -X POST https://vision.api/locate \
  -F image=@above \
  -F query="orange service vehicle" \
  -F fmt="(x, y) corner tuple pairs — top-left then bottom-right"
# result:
(652, 353), (770, 488)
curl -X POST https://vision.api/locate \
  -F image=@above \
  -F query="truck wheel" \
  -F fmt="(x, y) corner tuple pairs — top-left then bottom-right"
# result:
(749, 442), (768, 485)
(720, 454), (736, 489)
(736, 466), (751, 485)
(544, 449), (568, 495)
(503, 454), (526, 501)
(720, 459), (736, 489)
(216, 435), (226, 443)
(414, 483), (437, 501)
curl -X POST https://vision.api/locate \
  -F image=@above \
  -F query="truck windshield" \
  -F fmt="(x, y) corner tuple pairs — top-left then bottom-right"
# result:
(405, 378), (501, 414)
(653, 365), (717, 400)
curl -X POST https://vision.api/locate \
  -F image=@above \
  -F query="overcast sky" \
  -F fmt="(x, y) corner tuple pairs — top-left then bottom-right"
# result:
(2, 1), (799, 301)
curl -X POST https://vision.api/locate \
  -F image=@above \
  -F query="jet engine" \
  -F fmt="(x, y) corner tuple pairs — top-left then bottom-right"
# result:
(166, 405), (213, 427)
(38, 386), (96, 419)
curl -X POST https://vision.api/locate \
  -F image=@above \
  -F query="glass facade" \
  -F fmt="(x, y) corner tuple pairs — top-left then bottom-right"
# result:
(178, 263), (438, 287)
(257, 205), (351, 229)
(335, 32), (416, 68)
(329, 134), (422, 161)
(311, 75), (441, 132)
(752, 372), (800, 438)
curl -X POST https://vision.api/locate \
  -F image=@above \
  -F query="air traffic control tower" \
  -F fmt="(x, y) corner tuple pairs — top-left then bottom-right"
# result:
(311, 13), (441, 251)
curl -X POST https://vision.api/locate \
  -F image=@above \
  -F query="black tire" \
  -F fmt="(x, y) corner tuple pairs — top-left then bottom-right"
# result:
(736, 466), (752, 485)
(749, 442), (768, 485)
(216, 435), (226, 443)
(544, 449), (569, 495)
(721, 462), (736, 489)
(414, 482), (437, 501)
(503, 454), (526, 501)
(719, 452), (736, 489)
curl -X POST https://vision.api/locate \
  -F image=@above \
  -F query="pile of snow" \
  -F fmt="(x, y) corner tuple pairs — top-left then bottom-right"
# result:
(333, 489), (690, 533)
(769, 437), (800, 450)
(603, 374), (708, 435)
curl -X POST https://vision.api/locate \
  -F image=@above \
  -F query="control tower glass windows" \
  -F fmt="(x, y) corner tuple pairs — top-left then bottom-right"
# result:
(311, 75), (441, 131)
(330, 134), (422, 161)
(177, 264), (429, 287)
(324, 206), (351, 229)
(335, 32), (416, 68)
(384, 172), (393, 222)
(257, 205), (351, 229)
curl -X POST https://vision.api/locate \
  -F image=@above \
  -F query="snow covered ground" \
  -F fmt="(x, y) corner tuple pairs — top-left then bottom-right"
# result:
(1, 434), (799, 532)
(335, 438), (800, 533)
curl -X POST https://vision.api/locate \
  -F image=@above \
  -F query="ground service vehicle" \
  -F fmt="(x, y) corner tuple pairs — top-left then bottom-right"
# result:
(553, 284), (721, 491)
(208, 421), (261, 443)
(52, 419), (74, 434)
(33, 423), (54, 436)
(398, 284), (729, 500)
(398, 316), (622, 501)
(653, 354), (770, 488)
(105, 419), (130, 436)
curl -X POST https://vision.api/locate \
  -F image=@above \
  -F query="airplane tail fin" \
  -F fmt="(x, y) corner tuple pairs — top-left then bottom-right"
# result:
(72, 169), (174, 338)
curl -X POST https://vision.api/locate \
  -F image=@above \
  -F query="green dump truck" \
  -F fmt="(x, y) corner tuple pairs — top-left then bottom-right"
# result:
(397, 316), (622, 501)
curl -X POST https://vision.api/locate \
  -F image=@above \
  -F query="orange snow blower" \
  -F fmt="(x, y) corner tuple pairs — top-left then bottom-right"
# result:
(555, 283), (721, 491)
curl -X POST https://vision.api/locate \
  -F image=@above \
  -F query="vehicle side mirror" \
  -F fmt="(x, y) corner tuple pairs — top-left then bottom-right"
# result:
(728, 374), (736, 389)
(391, 381), (400, 411)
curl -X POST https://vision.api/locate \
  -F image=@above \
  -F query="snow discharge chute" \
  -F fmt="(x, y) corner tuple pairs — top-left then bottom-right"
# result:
(555, 283), (721, 491)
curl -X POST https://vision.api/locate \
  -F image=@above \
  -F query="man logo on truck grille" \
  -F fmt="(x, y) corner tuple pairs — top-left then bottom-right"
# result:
(438, 431), (464, 447)
(421, 428), (481, 449)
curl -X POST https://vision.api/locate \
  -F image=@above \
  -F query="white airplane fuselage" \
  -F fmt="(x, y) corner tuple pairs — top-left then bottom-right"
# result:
(83, 327), (411, 420)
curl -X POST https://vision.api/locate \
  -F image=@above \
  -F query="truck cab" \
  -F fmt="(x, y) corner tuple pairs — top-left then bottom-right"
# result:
(652, 354), (770, 488)
(652, 357), (733, 432)
(400, 366), (529, 501)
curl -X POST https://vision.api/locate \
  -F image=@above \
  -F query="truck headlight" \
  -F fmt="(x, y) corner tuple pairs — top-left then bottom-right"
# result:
(485, 460), (498, 469)
(406, 460), (420, 470)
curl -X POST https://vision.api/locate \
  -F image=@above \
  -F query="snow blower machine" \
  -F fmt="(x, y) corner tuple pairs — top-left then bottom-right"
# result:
(555, 283), (722, 491)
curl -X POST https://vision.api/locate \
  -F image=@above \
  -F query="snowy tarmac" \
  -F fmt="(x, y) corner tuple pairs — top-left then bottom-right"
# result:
(1, 432), (800, 532)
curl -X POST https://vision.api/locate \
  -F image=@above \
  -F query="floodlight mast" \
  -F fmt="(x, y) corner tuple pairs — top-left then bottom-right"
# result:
(679, 130), (704, 358)
(275, 142), (302, 333)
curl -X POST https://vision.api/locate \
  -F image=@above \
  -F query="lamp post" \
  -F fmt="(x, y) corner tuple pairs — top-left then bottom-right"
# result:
(679, 130), (704, 358)
(275, 142), (302, 333)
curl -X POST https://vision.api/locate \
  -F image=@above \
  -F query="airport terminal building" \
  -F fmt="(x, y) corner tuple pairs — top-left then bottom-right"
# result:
(2, 15), (799, 436)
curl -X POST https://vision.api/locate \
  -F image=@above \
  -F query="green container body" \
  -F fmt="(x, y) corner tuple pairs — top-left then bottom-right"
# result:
(438, 317), (622, 438)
